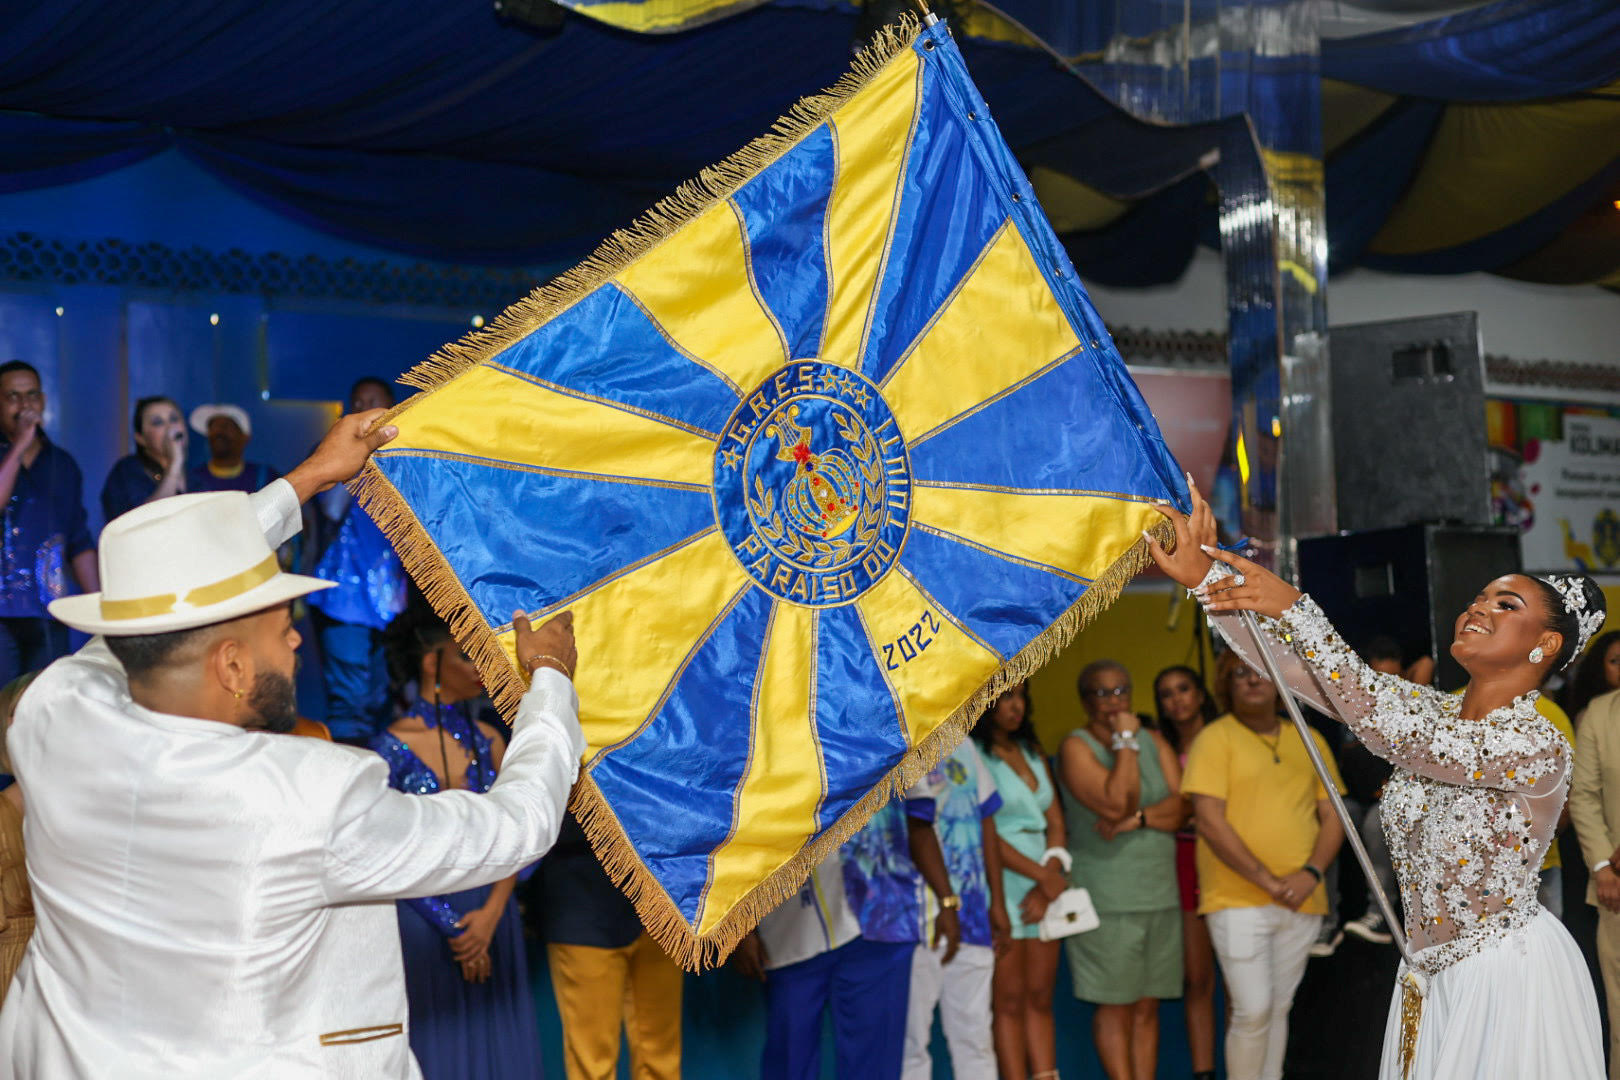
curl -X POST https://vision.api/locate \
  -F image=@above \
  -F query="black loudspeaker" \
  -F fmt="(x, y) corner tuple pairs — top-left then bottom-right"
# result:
(1297, 524), (1522, 692)
(1329, 313), (1490, 532)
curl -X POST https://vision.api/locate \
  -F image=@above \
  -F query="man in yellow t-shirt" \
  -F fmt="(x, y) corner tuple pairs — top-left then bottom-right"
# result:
(1181, 660), (1346, 1080)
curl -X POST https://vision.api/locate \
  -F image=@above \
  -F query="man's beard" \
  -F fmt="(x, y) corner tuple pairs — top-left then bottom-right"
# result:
(244, 669), (298, 734)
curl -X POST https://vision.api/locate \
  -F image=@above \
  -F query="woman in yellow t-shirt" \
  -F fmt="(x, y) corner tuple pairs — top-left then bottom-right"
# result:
(1180, 651), (1344, 1080)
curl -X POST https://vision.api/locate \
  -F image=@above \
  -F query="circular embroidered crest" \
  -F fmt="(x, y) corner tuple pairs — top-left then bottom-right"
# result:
(714, 360), (910, 607)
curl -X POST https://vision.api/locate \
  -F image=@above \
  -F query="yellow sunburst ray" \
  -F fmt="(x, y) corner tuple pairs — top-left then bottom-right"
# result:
(855, 567), (1001, 750)
(384, 364), (716, 492)
(911, 484), (1165, 581)
(492, 529), (752, 759)
(616, 199), (790, 397)
(820, 49), (925, 370)
(697, 602), (823, 936)
(880, 222), (1082, 443)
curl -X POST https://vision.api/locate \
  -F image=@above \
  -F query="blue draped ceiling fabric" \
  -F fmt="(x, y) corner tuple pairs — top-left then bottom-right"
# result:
(0, 0), (1617, 283)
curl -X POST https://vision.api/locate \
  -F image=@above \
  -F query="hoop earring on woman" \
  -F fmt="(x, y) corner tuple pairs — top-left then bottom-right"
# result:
(1529, 647), (1545, 664)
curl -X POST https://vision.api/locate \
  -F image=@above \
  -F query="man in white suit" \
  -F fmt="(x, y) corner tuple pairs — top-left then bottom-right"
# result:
(0, 411), (585, 1078)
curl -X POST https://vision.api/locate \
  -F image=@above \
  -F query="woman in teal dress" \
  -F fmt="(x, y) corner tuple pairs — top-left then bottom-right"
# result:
(973, 683), (1067, 1080)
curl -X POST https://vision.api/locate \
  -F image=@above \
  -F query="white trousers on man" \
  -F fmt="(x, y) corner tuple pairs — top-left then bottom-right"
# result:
(1207, 905), (1322, 1080)
(901, 942), (996, 1080)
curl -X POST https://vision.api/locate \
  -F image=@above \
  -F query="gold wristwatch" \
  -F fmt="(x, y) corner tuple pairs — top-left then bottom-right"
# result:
(939, 894), (961, 911)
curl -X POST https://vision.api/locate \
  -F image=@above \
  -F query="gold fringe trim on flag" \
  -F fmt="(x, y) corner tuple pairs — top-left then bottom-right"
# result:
(350, 9), (1178, 969)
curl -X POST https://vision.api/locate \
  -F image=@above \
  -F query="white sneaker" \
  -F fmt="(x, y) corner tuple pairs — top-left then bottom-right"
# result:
(1309, 924), (1343, 958)
(1344, 910), (1394, 945)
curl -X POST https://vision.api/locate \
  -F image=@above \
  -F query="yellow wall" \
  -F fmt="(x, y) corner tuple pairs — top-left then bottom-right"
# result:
(1026, 586), (1216, 752)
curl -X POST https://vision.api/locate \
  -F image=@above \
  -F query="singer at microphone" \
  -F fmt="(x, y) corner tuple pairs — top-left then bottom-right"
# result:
(100, 395), (191, 523)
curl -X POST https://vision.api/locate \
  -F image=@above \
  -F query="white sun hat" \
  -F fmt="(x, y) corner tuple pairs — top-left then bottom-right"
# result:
(50, 492), (334, 636)
(190, 403), (252, 438)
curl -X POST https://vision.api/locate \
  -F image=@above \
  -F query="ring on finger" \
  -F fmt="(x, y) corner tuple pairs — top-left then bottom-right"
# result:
(1232, 573), (1246, 587)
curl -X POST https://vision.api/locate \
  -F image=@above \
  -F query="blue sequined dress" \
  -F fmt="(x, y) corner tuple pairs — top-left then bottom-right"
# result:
(369, 702), (545, 1080)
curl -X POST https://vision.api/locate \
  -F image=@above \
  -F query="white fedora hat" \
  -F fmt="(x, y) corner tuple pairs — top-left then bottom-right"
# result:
(190, 403), (251, 438)
(50, 492), (335, 636)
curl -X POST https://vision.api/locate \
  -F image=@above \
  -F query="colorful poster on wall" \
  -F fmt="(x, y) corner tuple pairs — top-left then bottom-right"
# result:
(1494, 404), (1620, 578)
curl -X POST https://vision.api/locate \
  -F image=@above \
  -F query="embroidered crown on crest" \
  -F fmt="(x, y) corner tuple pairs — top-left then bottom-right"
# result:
(765, 406), (862, 540)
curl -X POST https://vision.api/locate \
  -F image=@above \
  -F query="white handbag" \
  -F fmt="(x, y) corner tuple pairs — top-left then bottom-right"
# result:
(1038, 887), (1100, 942)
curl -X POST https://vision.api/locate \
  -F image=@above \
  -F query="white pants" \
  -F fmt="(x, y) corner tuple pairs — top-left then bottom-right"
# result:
(901, 942), (996, 1080)
(1207, 905), (1322, 1080)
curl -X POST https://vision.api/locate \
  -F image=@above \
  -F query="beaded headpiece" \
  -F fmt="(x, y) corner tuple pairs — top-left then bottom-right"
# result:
(1537, 573), (1605, 664)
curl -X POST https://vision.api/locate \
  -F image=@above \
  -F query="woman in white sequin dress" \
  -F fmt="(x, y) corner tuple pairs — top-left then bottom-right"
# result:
(1146, 484), (1603, 1080)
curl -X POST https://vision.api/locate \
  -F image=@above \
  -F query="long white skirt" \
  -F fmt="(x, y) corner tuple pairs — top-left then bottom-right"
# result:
(1378, 909), (1603, 1079)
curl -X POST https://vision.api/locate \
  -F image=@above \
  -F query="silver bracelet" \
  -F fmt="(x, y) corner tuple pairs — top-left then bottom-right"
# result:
(1109, 729), (1141, 753)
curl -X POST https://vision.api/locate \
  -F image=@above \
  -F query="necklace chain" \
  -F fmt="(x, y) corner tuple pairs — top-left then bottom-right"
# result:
(1243, 720), (1283, 763)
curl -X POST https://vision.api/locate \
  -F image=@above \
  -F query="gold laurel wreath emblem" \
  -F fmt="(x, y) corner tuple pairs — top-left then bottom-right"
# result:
(745, 411), (887, 571)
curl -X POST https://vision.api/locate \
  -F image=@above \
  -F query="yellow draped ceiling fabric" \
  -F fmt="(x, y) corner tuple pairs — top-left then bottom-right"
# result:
(547, 0), (772, 33)
(1369, 80), (1620, 257)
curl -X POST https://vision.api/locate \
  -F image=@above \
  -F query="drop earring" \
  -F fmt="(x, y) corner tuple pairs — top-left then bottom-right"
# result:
(1529, 646), (1545, 664)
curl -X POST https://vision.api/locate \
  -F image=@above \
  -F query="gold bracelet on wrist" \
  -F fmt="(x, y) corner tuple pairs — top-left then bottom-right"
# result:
(523, 653), (573, 679)
(938, 894), (961, 911)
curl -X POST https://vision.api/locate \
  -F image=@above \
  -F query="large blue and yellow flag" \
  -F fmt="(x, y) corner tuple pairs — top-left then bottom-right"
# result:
(358, 16), (1186, 967)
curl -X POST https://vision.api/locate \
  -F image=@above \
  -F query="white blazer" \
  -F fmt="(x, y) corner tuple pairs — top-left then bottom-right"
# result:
(0, 480), (584, 1077)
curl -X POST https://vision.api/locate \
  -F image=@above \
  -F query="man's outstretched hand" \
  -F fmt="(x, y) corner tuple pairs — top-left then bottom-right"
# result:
(285, 408), (398, 503)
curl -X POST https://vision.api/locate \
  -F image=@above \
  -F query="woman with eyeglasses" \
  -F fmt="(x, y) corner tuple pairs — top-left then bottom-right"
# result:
(973, 683), (1066, 1080)
(1058, 661), (1186, 1080)
(1176, 650), (1346, 1080)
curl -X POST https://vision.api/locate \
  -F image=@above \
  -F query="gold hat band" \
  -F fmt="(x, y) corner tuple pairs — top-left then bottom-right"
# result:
(99, 554), (281, 621)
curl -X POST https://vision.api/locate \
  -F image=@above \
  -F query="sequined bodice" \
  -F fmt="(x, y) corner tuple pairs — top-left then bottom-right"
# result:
(369, 703), (497, 795)
(1203, 572), (1571, 975)
(1379, 727), (1559, 967)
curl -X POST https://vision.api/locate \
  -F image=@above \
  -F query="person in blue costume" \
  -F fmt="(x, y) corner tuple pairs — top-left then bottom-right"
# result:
(371, 604), (545, 1080)
(308, 377), (407, 742)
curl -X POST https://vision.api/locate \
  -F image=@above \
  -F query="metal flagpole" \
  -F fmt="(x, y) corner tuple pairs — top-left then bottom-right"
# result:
(1237, 608), (1418, 971)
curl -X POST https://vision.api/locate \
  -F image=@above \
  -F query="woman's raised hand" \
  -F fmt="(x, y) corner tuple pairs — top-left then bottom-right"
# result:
(1144, 475), (1218, 589)
(1195, 549), (1302, 620)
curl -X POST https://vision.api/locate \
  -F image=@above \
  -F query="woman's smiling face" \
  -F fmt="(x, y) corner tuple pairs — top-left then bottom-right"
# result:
(1450, 574), (1559, 676)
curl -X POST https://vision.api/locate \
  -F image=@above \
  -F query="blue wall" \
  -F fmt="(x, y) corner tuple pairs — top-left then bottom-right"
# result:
(0, 150), (544, 535)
